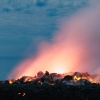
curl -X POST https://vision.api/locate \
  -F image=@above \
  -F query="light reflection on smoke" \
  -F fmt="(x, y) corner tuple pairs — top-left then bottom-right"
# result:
(9, 0), (100, 80)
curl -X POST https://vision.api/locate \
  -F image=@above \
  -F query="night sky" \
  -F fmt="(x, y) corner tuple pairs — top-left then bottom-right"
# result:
(0, 0), (89, 80)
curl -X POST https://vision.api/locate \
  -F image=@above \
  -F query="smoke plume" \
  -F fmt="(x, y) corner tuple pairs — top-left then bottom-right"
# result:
(9, 0), (100, 79)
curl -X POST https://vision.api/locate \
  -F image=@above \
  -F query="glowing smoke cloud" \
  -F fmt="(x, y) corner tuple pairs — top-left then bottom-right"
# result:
(9, 0), (100, 79)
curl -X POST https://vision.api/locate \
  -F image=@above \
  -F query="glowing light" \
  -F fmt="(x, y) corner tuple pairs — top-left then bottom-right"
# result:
(9, 2), (100, 80)
(23, 93), (26, 96)
(18, 92), (26, 96)
(8, 80), (14, 84)
(53, 66), (66, 74)
(73, 76), (81, 81)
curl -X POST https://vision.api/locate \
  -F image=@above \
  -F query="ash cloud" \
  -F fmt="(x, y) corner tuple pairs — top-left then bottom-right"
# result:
(9, 0), (100, 79)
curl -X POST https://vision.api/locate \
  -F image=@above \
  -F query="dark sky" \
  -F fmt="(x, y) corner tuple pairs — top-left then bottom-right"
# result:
(0, 0), (87, 80)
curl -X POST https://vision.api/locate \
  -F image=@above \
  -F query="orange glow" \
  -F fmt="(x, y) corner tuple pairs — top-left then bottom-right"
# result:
(8, 17), (84, 80)
(8, 80), (14, 84)
(8, 47), (80, 79)
(8, 5), (100, 81)
(23, 76), (34, 82)
(73, 76), (81, 81)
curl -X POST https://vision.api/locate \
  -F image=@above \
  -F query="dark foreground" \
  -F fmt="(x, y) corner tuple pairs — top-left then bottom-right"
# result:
(0, 83), (100, 100)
